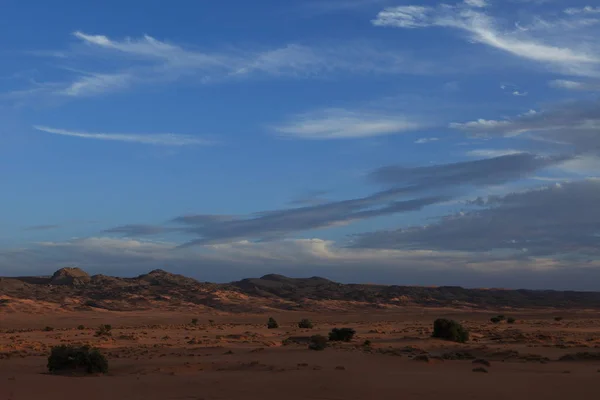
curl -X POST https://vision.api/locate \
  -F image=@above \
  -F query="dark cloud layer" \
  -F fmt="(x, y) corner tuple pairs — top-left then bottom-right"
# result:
(353, 179), (600, 257)
(178, 195), (449, 247)
(453, 100), (600, 153)
(369, 153), (570, 189)
(104, 152), (572, 247)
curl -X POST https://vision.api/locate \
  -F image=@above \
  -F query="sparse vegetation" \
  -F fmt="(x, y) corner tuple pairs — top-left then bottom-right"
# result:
(308, 335), (328, 351)
(47, 345), (108, 374)
(363, 340), (372, 347)
(472, 367), (488, 373)
(554, 317), (564, 322)
(298, 319), (313, 329)
(43, 326), (54, 332)
(95, 324), (112, 337)
(497, 315), (505, 321)
(77, 325), (85, 330)
(490, 317), (502, 324)
(507, 317), (516, 324)
(473, 359), (491, 367)
(432, 319), (469, 343)
(328, 327), (356, 342)
(191, 318), (198, 325)
(267, 317), (279, 329)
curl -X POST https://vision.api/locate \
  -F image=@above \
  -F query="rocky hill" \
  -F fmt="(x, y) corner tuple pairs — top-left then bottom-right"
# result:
(2, 268), (600, 312)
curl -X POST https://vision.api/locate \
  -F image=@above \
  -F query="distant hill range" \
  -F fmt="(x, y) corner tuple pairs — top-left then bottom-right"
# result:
(1, 267), (600, 312)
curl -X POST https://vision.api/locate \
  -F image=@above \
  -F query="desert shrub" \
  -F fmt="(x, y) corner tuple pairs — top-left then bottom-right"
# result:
(95, 324), (112, 337)
(47, 345), (108, 374)
(77, 325), (85, 330)
(490, 317), (502, 324)
(191, 318), (198, 325)
(507, 317), (516, 324)
(328, 328), (356, 342)
(43, 326), (54, 332)
(497, 315), (506, 321)
(432, 319), (469, 343)
(472, 367), (488, 373)
(308, 335), (328, 351)
(267, 317), (279, 329)
(554, 317), (563, 322)
(298, 319), (314, 329)
(363, 340), (372, 346)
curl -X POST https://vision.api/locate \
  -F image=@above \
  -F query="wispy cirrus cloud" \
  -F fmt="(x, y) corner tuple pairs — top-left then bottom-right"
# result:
(8, 32), (442, 100)
(564, 6), (600, 15)
(372, 1), (600, 77)
(414, 137), (439, 144)
(272, 108), (421, 139)
(33, 126), (215, 146)
(549, 79), (600, 91)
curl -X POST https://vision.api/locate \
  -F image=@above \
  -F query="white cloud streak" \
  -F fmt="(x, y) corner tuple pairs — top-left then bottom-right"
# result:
(564, 6), (600, 15)
(33, 125), (214, 146)
(549, 79), (600, 91)
(272, 108), (421, 139)
(373, 2), (600, 77)
(414, 137), (439, 144)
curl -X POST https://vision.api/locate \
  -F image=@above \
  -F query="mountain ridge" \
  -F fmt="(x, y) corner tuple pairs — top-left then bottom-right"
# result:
(2, 267), (600, 312)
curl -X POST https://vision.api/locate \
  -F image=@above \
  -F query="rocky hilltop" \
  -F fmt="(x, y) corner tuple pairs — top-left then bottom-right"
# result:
(2, 268), (600, 312)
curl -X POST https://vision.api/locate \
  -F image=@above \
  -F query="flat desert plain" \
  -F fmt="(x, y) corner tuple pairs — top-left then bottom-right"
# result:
(2, 308), (600, 400)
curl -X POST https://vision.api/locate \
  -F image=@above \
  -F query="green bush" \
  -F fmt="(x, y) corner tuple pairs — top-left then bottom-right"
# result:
(363, 340), (372, 347)
(267, 317), (279, 329)
(328, 328), (356, 342)
(77, 325), (85, 330)
(95, 324), (112, 337)
(308, 335), (328, 351)
(432, 319), (469, 343)
(507, 317), (516, 324)
(497, 315), (506, 321)
(191, 318), (198, 325)
(490, 317), (502, 324)
(47, 345), (108, 374)
(298, 319), (314, 329)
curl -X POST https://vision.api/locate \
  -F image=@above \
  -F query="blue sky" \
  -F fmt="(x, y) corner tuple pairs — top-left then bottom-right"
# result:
(2, 0), (600, 289)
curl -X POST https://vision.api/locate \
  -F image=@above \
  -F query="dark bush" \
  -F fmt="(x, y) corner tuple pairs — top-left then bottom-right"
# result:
(77, 325), (85, 330)
(298, 319), (314, 329)
(267, 317), (279, 329)
(554, 317), (563, 322)
(497, 315), (506, 321)
(328, 328), (356, 342)
(507, 317), (516, 324)
(43, 326), (54, 332)
(490, 317), (502, 324)
(363, 340), (372, 347)
(308, 335), (328, 351)
(191, 318), (198, 325)
(95, 324), (112, 337)
(47, 345), (108, 374)
(432, 319), (469, 343)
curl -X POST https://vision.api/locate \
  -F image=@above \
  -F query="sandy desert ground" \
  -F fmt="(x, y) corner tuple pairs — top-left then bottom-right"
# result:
(2, 308), (600, 400)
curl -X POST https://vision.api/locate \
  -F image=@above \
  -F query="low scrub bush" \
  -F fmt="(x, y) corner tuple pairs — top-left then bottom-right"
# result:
(47, 345), (108, 374)
(298, 319), (313, 329)
(328, 328), (356, 342)
(95, 324), (112, 337)
(267, 317), (279, 329)
(308, 335), (328, 351)
(432, 319), (469, 343)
